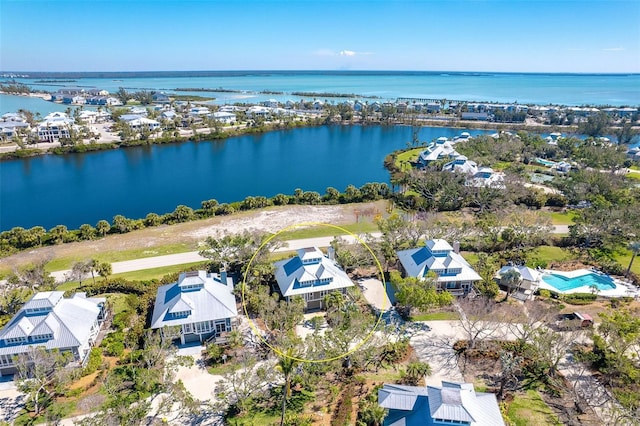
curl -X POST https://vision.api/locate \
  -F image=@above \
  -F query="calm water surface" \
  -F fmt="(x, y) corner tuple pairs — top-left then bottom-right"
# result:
(0, 125), (492, 230)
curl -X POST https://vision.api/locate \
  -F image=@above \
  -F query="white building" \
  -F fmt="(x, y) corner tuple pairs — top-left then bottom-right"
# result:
(397, 239), (481, 296)
(150, 270), (238, 345)
(274, 247), (354, 310)
(0, 292), (106, 376)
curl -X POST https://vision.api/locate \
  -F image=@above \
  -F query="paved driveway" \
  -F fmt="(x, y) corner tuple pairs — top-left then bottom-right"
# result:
(410, 321), (465, 385)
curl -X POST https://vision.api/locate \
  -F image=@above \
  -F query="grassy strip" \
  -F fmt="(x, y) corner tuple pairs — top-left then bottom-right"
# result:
(614, 249), (640, 275)
(545, 211), (576, 225)
(43, 242), (198, 272)
(110, 262), (207, 281)
(394, 148), (423, 172)
(273, 221), (379, 241)
(531, 245), (571, 264)
(411, 311), (459, 321)
(506, 390), (562, 426)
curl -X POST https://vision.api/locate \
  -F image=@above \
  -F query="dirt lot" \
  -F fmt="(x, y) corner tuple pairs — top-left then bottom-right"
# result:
(1, 202), (385, 273)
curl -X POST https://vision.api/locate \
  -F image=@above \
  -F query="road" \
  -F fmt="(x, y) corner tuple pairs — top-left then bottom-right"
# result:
(49, 227), (569, 283)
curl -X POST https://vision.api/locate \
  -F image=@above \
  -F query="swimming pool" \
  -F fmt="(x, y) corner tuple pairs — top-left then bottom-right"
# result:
(536, 158), (557, 167)
(541, 272), (616, 292)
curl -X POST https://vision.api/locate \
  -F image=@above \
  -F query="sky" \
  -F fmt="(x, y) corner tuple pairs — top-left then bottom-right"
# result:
(1, 0), (639, 73)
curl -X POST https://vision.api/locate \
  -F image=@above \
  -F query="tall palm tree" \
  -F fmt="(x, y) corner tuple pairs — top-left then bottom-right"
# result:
(627, 241), (640, 277)
(501, 268), (522, 301)
(276, 349), (299, 426)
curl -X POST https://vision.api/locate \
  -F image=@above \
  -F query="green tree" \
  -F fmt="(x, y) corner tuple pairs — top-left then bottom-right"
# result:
(612, 119), (639, 145)
(402, 361), (431, 385)
(48, 224), (68, 244)
(79, 223), (96, 240)
(578, 111), (611, 137)
(95, 219), (111, 237)
(96, 261), (112, 281)
(277, 348), (300, 426)
(14, 347), (73, 415)
(626, 241), (640, 277)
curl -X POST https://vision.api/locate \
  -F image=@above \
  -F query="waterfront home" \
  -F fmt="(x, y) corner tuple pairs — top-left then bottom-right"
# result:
(554, 161), (572, 173)
(417, 141), (459, 167)
(127, 117), (160, 132)
(189, 106), (210, 116)
(442, 155), (478, 175)
(378, 381), (504, 426)
(425, 102), (441, 113)
(0, 292), (106, 376)
(86, 95), (121, 106)
(467, 167), (506, 189)
(273, 247), (354, 310)
(62, 95), (85, 105)
(150, 270), (238, 345)
(461, 112), (489, 121)
(212, 111), (236, 124)
(285, 100), (297, 109)
(0, 121), (30, 139)
(36, 113), (76, 143)
(496, 265), (541, 300)
(312, 100), (325, 110)
(247, 105), (270, 118)
(1, 112), (26, 122)
(263, 99), (279, 108)
(152, 92), (170, 103)
(160, 110), (178, 121)
(119, 114), (143, 123)
(129, 106), (148, 116)
(397, 239), (481, 296)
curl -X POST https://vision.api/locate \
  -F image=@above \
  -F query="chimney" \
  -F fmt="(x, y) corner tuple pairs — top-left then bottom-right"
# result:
(220, 264), (228, 287)
(453, 241), (460, 254)
(327, 246), (336, 261)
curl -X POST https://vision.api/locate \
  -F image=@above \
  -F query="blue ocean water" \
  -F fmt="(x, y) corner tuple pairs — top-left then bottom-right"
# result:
(2, 71), (639, 113)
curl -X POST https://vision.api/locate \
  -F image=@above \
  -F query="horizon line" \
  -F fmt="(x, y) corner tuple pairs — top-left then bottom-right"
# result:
(2, 69), (639, 76)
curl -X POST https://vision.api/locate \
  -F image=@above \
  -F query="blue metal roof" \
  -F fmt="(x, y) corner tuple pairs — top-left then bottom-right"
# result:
(283, 257), (303, 277)
(411, 248), (429, 266)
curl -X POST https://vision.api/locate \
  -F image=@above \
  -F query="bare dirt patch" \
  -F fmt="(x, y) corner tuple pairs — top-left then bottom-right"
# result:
(1, 202), (384, 273)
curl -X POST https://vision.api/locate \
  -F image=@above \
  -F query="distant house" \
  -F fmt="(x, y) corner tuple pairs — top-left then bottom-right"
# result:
(189, 106), (210, 116)
(150, 270), (238, 345)
(152, 92), (170, 103)
(160, 110), (178, 121)
(37, 112), (76, 142)
(417, 141), (459, 167)
(442, 155), (478, 175)
(554, 161), (572, 173)
(285, 100), (297, 109)
(0, 121), (30, 139)
(466, 167), (505, 189)
(425, 102), (441, 113)
(263, 99), (279, 108)
(127, 117), (160, 132)
(378, 381), (504, 426)
(246, 106), (270, 118)
(129, 106), (148, 116)
(497, 265), (542, 300)
(0, 291), (106, 376)
(62, 95), (85, 105)
(312, 100), (325, 110)
(212, 111), (236, 124)
(397, 239), (481, 296)
(461, 112), (489, 121)
(273, 247), (354, 310)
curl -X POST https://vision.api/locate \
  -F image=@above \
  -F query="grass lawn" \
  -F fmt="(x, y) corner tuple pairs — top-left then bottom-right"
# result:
(531, 245), (572, 264)
(226, 411), (280, 425)
(545, 210), (576, 225)
(506, 390), (562, 426)
(411, 311), (459, 321)
(625, 172), (640, 181)
(111, 261), (208, 281)
(615, 249), (640, 276)
(100, 292), (132, 315)
(394, 148), (423, 172)
(43, 242), (198, 272)
(274, 221), (379, 241)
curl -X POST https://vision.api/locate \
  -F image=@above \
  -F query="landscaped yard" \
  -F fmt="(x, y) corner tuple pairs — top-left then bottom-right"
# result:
(394, 148), (423, 172)
(545, 210), (576, 226)
(411, 311), (459, 321)
(506, 390), (562, 426)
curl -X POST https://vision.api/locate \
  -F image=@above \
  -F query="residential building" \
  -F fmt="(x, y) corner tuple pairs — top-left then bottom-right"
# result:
(150, 270), (238, 345)
(442, 155), (479, 175)
(212, 111), (236, 124)
(127, 117), (160, 132)
(417, 141), (459, 167)
(273, 247), (354, 310)
(378, 381), (504, 426)
(152, 92), (170, 103)
(0, 121), (30, 139)
(466, 167), (505, 189)
(397, 239), (481, 296)
(36, 112), (76, 143)
(0, 292), (107, 376)
(496, 265), (542, 300)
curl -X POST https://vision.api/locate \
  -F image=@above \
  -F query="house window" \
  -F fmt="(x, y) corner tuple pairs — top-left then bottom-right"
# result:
(5, 337), (26, 345)
(195, 321), (212, 334)
(183, 323), (193, 333)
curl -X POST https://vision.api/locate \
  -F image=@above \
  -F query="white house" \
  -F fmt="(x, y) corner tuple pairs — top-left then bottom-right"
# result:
(0, 292), (106, 376)
(150, 270), (238, 345)
(189, 106), (210, 116)
(212, 111), (237, 124)
(417, 141), (459, 167)
(0, 121), (30, 139)
(36, 112), (76, 143)
(442, 155), (479, 175)
(273, 247), (354, 310)
(497, 265), (542, 301)
(379, 381), (504, 426)
(246, 105), (270, 118)
(397, 239), (481, 296)
(127, 117), (160, 132)
(466, 167), (506, 189)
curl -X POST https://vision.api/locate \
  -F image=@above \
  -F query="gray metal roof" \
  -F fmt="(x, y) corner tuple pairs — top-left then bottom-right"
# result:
(380, 381), (504, 426)
(398, 240), (481, 283)
(150, 271), (237, 329)
(273, 247), (354, 298)
(0, 292), (105, 357)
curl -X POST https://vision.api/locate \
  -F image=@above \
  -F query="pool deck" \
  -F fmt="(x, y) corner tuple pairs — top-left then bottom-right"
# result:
(539, 268), (640, 298)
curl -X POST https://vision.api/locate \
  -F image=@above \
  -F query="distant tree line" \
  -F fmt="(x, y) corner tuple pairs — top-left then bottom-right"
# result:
(0, 182), (390, 257)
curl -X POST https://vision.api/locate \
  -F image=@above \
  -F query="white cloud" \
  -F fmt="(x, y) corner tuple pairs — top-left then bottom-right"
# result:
(313, 49), (374, 57)
(603, 47), (625, 52)
(340, 50), (356, 57)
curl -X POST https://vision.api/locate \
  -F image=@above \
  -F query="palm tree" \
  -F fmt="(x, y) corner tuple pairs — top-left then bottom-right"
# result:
(501, 268), (522, 301)
(276, 349), (299, 426)
(626, 241), (640, 277)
